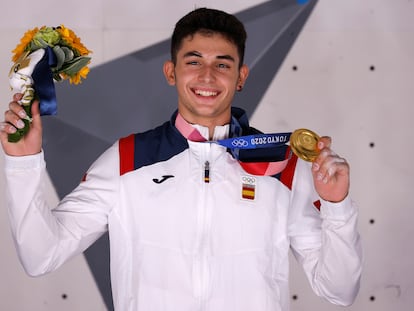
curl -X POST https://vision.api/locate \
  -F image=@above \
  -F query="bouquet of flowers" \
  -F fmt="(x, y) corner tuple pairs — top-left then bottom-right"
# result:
(8, 25), (92, 142)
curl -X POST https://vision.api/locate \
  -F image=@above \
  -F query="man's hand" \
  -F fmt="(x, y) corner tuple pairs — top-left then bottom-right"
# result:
(0, 93), (42, 156)
(311, 137), (350, 203)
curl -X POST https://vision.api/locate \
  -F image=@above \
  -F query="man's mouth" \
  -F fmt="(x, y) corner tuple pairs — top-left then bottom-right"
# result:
(194, 89), (218, 97)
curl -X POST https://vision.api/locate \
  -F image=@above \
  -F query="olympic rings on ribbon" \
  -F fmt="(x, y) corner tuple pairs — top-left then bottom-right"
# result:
(231, 138), (249, 147)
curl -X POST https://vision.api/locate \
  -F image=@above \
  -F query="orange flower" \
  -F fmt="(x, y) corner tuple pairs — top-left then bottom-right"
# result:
(57, 25), (92, 56)
(11, 27), (39, 62)
(62, 65), (90, 85)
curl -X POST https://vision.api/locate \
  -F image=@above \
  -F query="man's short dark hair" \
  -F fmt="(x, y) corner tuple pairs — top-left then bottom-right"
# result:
(170, 8), (247, 68)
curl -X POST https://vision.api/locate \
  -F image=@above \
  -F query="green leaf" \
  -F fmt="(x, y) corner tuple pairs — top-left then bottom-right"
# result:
(60, 46), (74, 62)
(60, 56), (90, 76)
(53, 46), (65, 70)
(32, 37), (48, 49)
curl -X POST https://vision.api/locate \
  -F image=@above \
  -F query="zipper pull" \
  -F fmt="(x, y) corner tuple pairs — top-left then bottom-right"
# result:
(204, 161), (210, 183)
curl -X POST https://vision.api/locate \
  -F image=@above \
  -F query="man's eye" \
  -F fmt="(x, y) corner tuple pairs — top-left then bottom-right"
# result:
(187, 61), (199, 65)
(217, 63), (230, 69)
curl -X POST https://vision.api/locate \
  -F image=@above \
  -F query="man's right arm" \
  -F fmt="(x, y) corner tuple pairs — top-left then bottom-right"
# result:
(4, 145), (118, 276)
(1, 94), (116, 276)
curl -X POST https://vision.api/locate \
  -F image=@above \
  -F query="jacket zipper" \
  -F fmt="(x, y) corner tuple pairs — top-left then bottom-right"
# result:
(204, 161), (210, 183)
(194, 159), (211, 309)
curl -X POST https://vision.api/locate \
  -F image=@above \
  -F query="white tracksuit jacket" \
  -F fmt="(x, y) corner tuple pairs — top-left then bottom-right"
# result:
(4, 109), (362, 310)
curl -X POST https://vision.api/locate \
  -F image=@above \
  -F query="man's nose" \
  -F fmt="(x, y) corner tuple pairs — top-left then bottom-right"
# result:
(198, 65), (215, 83)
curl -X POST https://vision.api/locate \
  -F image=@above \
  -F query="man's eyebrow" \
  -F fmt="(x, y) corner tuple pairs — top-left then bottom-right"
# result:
(183, 51), (235, 62)
(183, 51), (202, 58)
(216, 55), (235, 62)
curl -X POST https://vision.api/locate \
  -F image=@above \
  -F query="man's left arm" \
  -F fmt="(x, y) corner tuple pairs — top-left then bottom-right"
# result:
(289, 137), (362, 306)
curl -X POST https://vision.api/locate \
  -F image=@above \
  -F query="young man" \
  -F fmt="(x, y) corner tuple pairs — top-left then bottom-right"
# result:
(1, 8), (362, 311)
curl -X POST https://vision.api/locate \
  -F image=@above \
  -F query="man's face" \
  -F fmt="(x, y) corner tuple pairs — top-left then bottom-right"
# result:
(164, 32), (249, 127)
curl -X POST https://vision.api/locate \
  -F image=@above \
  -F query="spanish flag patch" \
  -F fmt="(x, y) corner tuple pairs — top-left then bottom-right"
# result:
(241, 175), (256, 200)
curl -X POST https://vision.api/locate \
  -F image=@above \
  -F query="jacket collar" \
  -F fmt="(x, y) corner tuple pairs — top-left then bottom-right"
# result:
(171, 107), (251, 141)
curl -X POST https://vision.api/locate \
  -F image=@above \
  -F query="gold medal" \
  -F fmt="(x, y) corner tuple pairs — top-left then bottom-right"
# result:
(289, 128), (320, 162)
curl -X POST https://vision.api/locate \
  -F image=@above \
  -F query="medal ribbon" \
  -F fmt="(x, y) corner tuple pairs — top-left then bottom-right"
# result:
(175, 113), (293, 176)
(212, 133), (291, 150)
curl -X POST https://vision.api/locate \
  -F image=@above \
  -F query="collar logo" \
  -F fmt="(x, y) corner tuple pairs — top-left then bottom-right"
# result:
(241, 175), (257, 201)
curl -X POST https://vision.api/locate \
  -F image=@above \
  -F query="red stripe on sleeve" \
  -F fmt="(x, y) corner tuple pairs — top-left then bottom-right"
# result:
(313, 200), (321, 211)
(119, 134), (135, 176)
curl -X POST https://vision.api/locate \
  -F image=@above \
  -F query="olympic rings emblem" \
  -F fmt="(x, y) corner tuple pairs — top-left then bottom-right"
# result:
(242, 176), (256, 184)
(231, 138), (249, 147)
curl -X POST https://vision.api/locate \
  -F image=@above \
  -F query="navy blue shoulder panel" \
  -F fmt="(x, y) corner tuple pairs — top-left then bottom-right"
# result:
(132, 117), (188, 170)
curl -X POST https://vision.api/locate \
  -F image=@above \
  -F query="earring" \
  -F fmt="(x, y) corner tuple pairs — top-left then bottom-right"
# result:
(237, 85), (243, 91)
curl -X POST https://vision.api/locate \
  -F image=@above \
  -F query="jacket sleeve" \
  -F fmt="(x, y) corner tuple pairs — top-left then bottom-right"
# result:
(288, 159), (362, 306)
(4, 142), (120, 277)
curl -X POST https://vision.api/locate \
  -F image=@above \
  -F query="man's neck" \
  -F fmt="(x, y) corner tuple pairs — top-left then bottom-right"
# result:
(175, 112), (230, 141)
(178, 113), (231, 140)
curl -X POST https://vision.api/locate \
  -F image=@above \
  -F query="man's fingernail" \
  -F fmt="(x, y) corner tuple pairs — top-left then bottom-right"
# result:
(18, 110), (27, 118)
(16, 120), (25, 129)
(316, 173), (323, 181)
(318, 141), (324, 149)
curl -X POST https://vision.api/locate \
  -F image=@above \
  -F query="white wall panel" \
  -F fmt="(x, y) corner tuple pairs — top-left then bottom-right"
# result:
(251, 1), (414, 310)
(0, 0), (103, 29)
(1, 0), (413, 310)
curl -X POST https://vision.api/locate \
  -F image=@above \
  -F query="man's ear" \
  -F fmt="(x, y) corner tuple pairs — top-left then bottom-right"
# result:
(238, 64), (249, 88)
(163, 60), (176, 85)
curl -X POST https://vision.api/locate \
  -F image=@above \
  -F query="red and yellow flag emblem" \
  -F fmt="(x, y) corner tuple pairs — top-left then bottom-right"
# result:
(241, 176), (256, 200)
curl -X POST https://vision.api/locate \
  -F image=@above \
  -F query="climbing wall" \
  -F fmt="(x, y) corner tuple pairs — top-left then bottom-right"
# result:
(0, 0), (413, 310)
